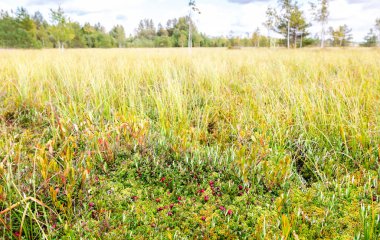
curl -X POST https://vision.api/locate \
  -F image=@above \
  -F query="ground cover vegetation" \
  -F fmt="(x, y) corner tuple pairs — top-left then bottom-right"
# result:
(0, 48), (379, 239)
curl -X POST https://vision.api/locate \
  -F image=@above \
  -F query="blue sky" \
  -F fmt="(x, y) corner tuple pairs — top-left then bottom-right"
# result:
(0, 0), (379, 41)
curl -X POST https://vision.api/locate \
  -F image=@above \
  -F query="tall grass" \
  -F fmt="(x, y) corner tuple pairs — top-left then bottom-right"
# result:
(0, 48), (379, 239)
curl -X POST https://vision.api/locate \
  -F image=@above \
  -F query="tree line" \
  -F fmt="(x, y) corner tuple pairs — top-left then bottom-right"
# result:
(263, 0), (380, 48)
(0, 1), (379, 49)
(0, 7), (232, 49)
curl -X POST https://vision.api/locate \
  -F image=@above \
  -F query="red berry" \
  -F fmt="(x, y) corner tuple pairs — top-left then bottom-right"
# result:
(219, 206), (226, 211)
(131, 196), (138, 201)
(204, 195), (209, 202)
(167, 211), (173, 216)
(14, 232), (21, 237)
(200, 189), (205, 193)
(89, 202), (95, 208)
(177, 196), (182, 201)
(157, 207), (163, 212)
(227, 209), (233, 215)
(201, 216), (206, 221)
(160, 177), (166, 182)
(155, 198), (161, 203)
(170, 203), (174, 209)
(209, 181), (214, 187)
(239, 185), (243, 190)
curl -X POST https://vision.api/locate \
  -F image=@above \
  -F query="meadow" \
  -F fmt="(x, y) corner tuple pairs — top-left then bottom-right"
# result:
(0, 48), (379, 239)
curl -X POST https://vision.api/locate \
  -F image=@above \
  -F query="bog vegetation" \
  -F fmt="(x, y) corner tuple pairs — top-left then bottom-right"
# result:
(0, 49), (380, 239)
(0, 48), (380, 239)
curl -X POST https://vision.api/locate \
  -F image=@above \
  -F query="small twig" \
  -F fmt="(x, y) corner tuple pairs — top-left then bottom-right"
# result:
(0, 196), (52, 216)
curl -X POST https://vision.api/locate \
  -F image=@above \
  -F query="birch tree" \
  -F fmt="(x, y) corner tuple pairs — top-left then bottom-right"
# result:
(188, 0), (200, 50)
(277, 0), (293, 48)
(310, 0), (329, 48)
(49, 7), (74, 50)
(263, 7), (276, 47)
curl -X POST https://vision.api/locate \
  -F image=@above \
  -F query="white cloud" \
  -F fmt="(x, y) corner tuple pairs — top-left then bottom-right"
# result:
(327, 0), (379, 41)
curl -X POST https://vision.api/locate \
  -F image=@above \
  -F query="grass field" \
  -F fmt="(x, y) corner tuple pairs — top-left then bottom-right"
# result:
(0, 48), (379, 239)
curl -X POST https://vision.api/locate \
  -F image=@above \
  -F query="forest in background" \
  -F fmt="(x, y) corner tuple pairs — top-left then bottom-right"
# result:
(0, 1), (379, 49)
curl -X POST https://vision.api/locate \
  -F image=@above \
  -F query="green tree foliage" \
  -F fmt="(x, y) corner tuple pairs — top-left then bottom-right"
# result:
(361, 29), (377, 47)
(110, 24), (126, 48)
(0, 5), (374, 49)
(362, 19), (380, 47)
(171, 17), (191, 47)
(0, 6), (222, 49)
(33, 11), (51, 47)
(15, 7), (37, 38)
(251, 28), (261, 47)
(200, 35), (229, 47)
(0, 9), (39, 48)
(155, 23), (172, 47)
(136, 19), (156, 40)
(277, 0), (293, 48)
(329, 25), (352, 47)
(80, 22), (114, 48)
(68, 22), (86, 48)
(275, 1), (310, 48)
(81, 22), (97, 47)
(131, 16), (202, 48)
(92, 23), (114, 48)
(49, 7), (75, 49)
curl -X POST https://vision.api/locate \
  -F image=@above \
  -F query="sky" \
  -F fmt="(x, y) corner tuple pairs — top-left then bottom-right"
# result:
(0, 0), (379, 42)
